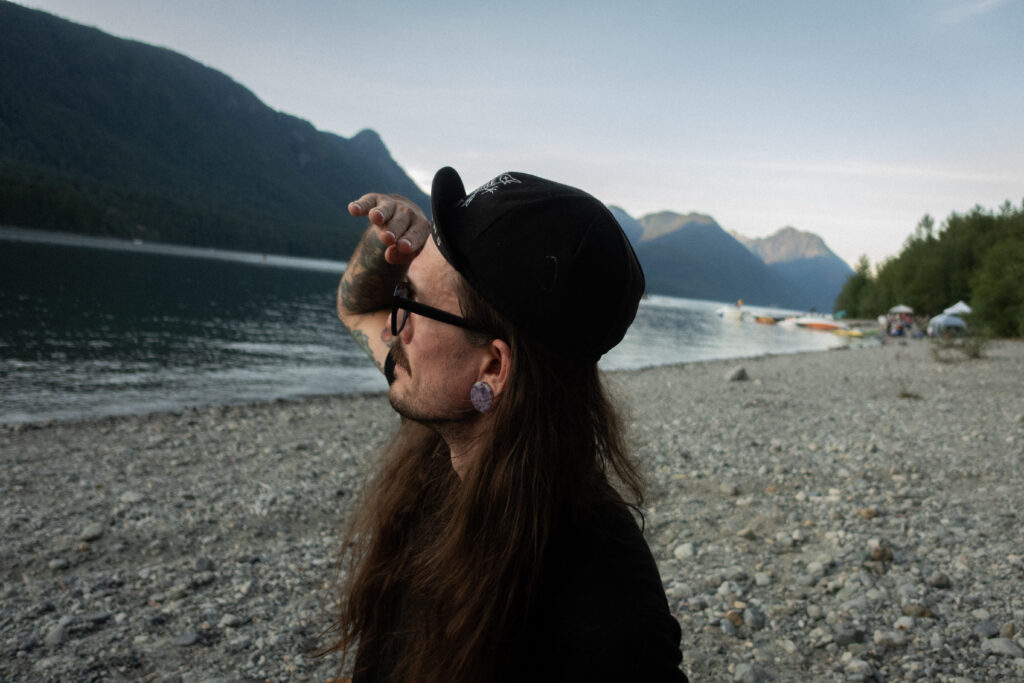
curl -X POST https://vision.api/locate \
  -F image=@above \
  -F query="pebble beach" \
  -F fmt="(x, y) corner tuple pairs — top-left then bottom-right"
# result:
(3, 339), (1024, 682)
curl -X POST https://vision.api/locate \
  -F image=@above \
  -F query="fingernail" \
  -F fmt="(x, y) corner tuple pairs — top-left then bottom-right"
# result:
(382, 231), (396, 244)
(398, 238), (412, 251)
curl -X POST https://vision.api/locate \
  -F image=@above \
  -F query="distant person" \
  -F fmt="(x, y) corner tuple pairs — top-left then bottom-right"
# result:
(328, 167), (687, 682)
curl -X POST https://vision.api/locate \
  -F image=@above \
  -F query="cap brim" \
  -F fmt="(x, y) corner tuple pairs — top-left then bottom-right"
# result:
(430, 167), (467, 270)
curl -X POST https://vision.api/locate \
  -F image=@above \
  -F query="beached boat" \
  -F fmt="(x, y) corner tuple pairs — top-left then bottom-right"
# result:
(715, 305), (748, 320)
(791, 315), (849, 332)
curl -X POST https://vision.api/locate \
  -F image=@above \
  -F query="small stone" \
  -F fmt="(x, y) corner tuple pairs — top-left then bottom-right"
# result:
(673, 543), (695, 560)
(901, 603), (931, 618)
(973, 621), (1000, 639)
(47, 558), (69, 571)
(835, 628), (866, 646)
(724, 610), (744, 627)
(172, 631), (200, 647)
(744, 606), (766, 631)
(857, 507), (878, 520)
(1000, 621), (1016, 638)
(195, 556), (215, 572)
(981, 637), (1024, 658)
(737, 528), (757, 540)
(219, 614), (244, 628)
(726, 366), (748, 382)
(119, 491), (144, 504)
(720, 619), (737, 637)
(734, 662), (769, 683)
(927, 571), (952, 588)
(870, 546), (893, 562)
(43, 625), (67, 647)
(845, 658), (873, 676)
(79, 523), (105, 542)
(754, 572), (771, 586)
(873, 629), (907, 647)
(894, 616), (915, 630)
(720, 482), (739, 496)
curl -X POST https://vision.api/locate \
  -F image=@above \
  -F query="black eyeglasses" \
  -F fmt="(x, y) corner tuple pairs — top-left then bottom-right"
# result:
(391, 282), (483, 336)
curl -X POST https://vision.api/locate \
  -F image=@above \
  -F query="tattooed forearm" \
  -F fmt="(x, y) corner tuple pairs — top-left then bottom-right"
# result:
(339, 228), (406, 314)
(350, 329), (383, 370)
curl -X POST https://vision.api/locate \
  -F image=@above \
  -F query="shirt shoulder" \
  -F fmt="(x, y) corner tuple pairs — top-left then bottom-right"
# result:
(530, 503), (688, 682)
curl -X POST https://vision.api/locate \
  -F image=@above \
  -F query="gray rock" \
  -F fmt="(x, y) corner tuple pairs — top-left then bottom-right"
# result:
(47, 558), (69, 570)
(43, 624), (67, 647)
(845, 658), (873, 676)
(219, 614), (245, 628)
(981, 637), (1024, 658)
(725, 366), (748, 382)
(873, 629), (907, 647)
(672, 543), (695, 560)
(79, 522), (105, 542)
(744, 606), (767, 631)
(973, 620), (1000, 639)
(734, 662), (770, 683)
(927, 571), (952, 588)
(835, 628), (866, 646)
(173, 631), (200, 647)
(119, 490), (144, 504)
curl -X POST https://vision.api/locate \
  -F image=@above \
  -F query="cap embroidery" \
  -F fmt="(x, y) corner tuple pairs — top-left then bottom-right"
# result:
(458, 173), (521, 208)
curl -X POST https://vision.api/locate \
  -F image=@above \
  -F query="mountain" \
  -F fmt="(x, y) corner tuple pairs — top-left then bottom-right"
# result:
(732, 227), (853, 311)
(615, 210), (811, 308)
(0, 1), (428, 259)
(609, 208), (851, 310)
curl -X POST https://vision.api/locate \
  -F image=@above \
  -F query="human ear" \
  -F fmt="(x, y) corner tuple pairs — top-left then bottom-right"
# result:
(478, 338), (511, 403)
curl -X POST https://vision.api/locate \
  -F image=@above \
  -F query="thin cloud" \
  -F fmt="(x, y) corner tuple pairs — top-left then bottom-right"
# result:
(753, 160), (1024, 185)
(936, 0), (1014, 25)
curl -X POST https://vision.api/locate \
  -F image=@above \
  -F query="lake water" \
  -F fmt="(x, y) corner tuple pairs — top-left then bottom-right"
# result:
(0, 227), (852, 425)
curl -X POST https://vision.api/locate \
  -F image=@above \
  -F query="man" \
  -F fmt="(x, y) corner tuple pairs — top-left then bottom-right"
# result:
(329, 167), (686, 682)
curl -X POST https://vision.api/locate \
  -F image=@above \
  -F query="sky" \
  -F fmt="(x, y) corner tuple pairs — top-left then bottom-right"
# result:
(17, 0), (1024, 267)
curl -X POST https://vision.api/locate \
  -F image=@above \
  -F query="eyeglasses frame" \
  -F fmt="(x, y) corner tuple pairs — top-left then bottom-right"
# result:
(391, 282), (484, 336)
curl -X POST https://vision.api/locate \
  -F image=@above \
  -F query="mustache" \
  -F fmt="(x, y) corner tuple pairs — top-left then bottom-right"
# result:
(384, 341), (409, 385)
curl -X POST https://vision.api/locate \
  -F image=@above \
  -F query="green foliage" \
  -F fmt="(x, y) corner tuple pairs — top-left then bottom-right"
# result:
(834, 201), (1024, 337)
(971, 237), (1024, 337)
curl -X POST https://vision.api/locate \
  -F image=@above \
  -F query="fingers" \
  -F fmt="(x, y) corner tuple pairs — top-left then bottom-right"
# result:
(348, 193), (430, 259)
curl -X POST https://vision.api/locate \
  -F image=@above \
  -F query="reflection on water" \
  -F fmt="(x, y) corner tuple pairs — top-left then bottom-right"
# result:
(1, 229), (850, 424)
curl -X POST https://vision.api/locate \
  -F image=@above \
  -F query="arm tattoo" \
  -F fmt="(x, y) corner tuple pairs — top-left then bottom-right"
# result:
(350, 329), (383, 371)
(340, 230), (406, 314)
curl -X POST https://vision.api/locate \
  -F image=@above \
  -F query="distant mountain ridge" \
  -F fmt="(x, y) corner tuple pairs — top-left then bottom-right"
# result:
(610, 208), (852, 311)
(0, 1), (428, 258)
(732, 226), (833, 263)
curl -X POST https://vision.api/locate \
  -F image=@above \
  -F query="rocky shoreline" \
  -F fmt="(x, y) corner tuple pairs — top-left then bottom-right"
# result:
(3, 339), (1023, 681)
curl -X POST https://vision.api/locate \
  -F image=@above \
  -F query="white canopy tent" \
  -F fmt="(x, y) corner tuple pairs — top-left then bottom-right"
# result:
(889, 304), (913, 314)
(928, 313), (968, 336)
(943, 301), (973, 315)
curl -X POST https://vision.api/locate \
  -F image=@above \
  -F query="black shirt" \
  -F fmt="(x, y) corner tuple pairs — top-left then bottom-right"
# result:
(353, 503), (687, 682)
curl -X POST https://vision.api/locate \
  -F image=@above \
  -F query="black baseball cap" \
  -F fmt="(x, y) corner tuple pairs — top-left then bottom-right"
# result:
(430, 167), (645, 364)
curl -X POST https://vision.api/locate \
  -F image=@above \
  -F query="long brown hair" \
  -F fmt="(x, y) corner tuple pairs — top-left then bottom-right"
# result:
(325, 276), (645, 682)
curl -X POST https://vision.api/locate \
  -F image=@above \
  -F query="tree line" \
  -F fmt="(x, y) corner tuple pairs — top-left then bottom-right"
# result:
(834, 200), (1024, 337)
